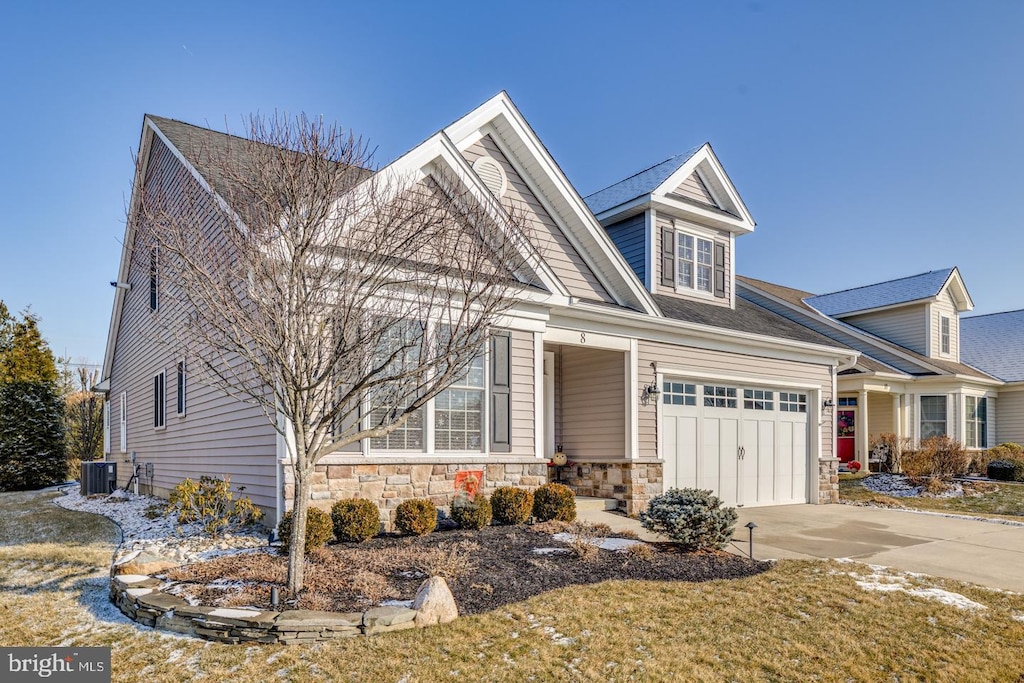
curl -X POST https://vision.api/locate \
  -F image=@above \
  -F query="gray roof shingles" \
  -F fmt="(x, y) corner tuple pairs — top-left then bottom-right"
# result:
(805, 268), (955, 317)
(652, 294), (842, 348)
(583, 149), (699, 215)
(961, 310), (1024, 382)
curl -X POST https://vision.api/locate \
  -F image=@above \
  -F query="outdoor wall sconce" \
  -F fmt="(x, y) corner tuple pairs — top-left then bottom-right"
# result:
(822, 398), (835, 410)
(110, 281), (132, 291)
(641, 362), (660, 402)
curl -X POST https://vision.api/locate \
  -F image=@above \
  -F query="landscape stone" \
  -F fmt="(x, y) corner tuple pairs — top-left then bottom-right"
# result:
(273, 609), (363, 630)
(363, 606), (417, 628)
(412, 576), (458, 627)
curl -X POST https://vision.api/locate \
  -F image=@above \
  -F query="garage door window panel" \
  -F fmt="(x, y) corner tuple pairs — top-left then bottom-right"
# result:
(743, 389), (774, 411)
(779, 393), (807, 413)
(663, 382), (696, 406)
(704, 385), (737, 408)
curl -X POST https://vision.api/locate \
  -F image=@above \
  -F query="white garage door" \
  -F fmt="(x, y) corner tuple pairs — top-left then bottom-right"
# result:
(661, 380), (809, 507)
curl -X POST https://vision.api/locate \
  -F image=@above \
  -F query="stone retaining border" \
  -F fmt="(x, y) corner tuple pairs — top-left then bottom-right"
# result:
(109, 573), (455, 644)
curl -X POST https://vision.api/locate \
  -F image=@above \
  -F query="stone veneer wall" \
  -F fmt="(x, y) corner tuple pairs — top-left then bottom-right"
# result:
(285, 459), (548, 528)
(553, 460), (664, 515)
(110, 573), (449, 645)
(818, 457), (840, 504)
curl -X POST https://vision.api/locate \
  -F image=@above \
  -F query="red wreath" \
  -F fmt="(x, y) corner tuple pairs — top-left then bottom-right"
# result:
(848, 461), (862, 472)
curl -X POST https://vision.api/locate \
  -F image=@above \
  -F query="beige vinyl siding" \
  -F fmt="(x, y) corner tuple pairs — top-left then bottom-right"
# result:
(463, 137), (614, 303)
(867, 393), (894, 439)
(638, 340), (833, 459)
(670, 171), (717, 208)
(996, 390), (1024, 445)
(843, 305), (928, 355)
(559, 346), (626, 459)
(655, 216), (731, 307)
(509, 330), (535, 457)
(108, 135), (278, 514)
(931, 290), (959, 360)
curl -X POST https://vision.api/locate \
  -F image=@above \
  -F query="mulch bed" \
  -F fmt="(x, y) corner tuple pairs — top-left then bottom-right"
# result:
(164, 523), (770, 615)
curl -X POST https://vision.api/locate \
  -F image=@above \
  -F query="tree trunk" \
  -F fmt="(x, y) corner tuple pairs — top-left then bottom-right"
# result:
(286, 463), (312, 596)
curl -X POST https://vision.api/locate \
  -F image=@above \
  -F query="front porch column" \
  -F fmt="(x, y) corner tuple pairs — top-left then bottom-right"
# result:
(893, 394), (902, 439)
(858, 389), (869, 470)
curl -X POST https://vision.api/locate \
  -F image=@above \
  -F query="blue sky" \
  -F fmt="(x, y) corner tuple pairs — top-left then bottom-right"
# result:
(1, 1), (1022, 366)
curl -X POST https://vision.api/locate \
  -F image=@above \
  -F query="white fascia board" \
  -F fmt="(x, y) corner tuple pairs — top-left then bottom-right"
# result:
(942, 267), (975, 312)
(650, 195), (753, 234)
(739, 280), (957, 378)
(553, 300), (859, 368)
(651, 143), (756, 230)
(443, 92), (659, 316)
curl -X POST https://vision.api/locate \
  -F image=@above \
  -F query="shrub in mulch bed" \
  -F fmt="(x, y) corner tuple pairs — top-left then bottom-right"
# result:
(395, 499), (438, 536)
(165, 524), (769, 616)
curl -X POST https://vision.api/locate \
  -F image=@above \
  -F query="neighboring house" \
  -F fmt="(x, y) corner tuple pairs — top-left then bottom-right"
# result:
(100, 92), (857, 527)
(962, 310), (1024, 444)
(738, 269), (1003, 470)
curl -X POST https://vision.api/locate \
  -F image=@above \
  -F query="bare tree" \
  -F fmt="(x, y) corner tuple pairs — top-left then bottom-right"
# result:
(64, 367), (104, 473)
(131, 113), (537, 594)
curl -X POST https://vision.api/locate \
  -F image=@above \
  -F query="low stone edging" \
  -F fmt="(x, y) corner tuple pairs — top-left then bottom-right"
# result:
(109, 573), (456, 645)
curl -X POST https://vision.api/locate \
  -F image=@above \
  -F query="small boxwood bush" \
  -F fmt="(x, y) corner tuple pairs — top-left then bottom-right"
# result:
(451, 494), (492, 530)
(395, 499), (438, 536)
(330, 498), (380, 542)
(532, 482), (576, 522)
(491, 486), (534, 525)
(640, 488), (737, 551)
(987, 458), (1024, 482)
(277, 507), (334, 554)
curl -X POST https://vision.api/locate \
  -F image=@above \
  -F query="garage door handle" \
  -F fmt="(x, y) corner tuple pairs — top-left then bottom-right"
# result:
(738, 446), (745, 459)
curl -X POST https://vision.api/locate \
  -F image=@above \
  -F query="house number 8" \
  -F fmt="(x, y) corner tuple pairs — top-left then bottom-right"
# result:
(580, 332), (586, 344)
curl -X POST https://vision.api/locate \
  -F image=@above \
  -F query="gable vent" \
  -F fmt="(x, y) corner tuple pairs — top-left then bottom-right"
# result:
(472, 156), (507, 199)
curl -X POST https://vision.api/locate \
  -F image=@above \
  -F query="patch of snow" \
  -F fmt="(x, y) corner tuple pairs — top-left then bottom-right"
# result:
(531, 547), (570, 555)
(551, 532), (644, 552)
(836, 561), (987, 611)
(380, 599), (414, 608)
(208, 608), (262, 619)
(1013, 613), (1024, 622)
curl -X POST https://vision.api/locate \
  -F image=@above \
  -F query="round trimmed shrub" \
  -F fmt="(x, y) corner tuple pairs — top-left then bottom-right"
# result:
(330, 498), (380, 542)
(491, 486), (534, 525)
(987, 458), (1024, 482)
(532, 482), (576, 522)
(451, 495), (492, 530)
(395, 499), (438, 536)
(640, 488), (737, 551)
(277, 507), (334, 554)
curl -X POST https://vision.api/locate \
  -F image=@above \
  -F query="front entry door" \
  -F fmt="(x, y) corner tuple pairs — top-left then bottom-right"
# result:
(837, 409), (855, 463)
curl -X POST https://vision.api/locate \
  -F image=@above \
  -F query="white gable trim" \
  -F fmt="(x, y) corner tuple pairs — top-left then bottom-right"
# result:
(444, 92), (659, 316)
(940, 267), (974, 312)
(739, 280), (996, 381)
(653, 143), (756, 233)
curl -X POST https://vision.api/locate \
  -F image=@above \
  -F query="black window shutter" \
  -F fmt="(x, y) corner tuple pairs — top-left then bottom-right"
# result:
(660, 227), (675, 287)
(713, 242), (726, 298)
(489, 330), (511, 453)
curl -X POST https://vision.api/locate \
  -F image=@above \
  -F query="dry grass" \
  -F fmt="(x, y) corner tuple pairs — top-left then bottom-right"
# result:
(841, 476), (1024, 519)
(7, 489), (1024, 681)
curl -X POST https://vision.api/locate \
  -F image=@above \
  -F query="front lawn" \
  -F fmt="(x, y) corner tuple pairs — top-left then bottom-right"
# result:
(5, 489), (1024, 681)
(840, 473), (1024, 519)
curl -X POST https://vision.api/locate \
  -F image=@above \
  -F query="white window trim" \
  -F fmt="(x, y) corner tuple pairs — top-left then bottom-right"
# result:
(365, 321), (491, 456)
(176, 359), (187, 417)
(119, 391), (127, 452)
(919, 395), (948, 439)
(940, 315), (951, 356)
(674, 230), (715, 298)
(153, 370), (166, 431)
(965, 395), (987, 449)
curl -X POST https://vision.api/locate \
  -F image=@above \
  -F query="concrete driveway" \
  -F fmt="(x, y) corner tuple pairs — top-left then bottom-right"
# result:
(733, 504), (1024, 592)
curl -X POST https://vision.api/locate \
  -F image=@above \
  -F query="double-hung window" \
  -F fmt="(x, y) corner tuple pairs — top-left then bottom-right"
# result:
(434, 354), (485, 451)
(965, 396), (987, 449)
(676, 232), (713, 293)
(369, 321), (425, 451)
(920, 396), (947, 439)
(940, 316), (951, 355)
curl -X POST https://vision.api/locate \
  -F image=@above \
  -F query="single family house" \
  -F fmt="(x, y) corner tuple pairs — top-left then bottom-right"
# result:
(100, 92), (861, 527)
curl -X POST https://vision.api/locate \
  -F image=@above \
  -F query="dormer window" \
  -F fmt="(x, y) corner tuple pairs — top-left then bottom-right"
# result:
(676, 232), (713, 293)
(940, 316), (950, 355)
